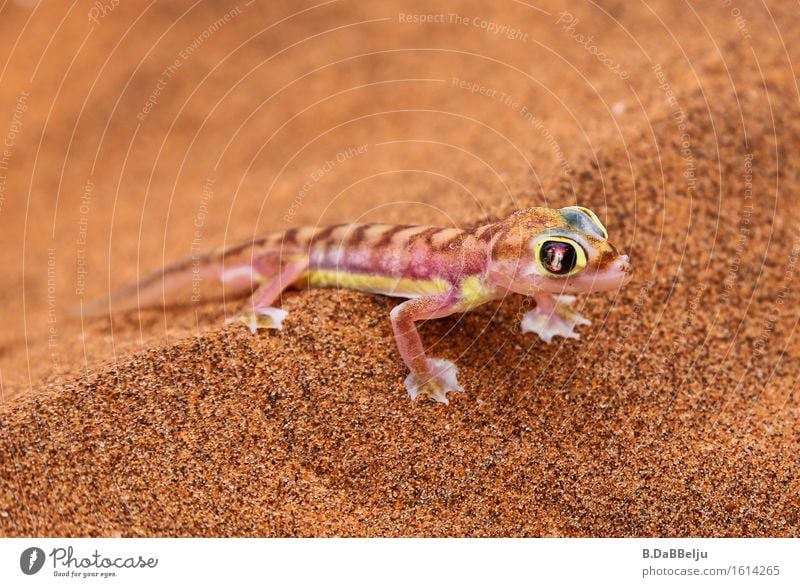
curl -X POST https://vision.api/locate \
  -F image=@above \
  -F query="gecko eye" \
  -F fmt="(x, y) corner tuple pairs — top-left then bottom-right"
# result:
(535, 238), (587, 276)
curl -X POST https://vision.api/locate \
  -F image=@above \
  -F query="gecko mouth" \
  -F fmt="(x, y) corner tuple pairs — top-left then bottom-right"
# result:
(575, 255), (632, 292)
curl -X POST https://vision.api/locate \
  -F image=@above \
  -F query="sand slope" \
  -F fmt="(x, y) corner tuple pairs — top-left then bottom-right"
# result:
(1, 0), (799, 536)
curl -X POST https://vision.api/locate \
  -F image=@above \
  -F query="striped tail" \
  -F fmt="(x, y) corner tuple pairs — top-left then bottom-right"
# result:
(74, 235), (281, 318)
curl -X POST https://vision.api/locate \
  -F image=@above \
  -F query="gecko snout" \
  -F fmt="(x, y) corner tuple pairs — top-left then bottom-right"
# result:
(614, 255), (633, 284)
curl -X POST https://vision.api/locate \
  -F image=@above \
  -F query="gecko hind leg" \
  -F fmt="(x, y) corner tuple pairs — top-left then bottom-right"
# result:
(226, 257), (308, 333)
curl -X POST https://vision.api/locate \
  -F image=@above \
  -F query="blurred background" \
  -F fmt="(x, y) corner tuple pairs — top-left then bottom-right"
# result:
(2, 0), (779, 396)
(2, 0), (800, 537)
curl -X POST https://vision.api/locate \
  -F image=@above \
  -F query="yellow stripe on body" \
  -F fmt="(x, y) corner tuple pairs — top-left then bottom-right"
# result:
(301, 270), (497, 311)
(301, 269), (450, 299)
(454, 275), (498, 311)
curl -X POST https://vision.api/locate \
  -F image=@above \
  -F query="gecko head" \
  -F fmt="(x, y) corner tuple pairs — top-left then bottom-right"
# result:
(485, 206), (632, 295)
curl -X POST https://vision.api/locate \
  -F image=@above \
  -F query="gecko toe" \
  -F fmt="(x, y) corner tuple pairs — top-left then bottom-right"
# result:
(227, 307), (288, 333)
(404, 358), (464, 404)
(553, 294), (578, 305)
(521, 304), (590, 343)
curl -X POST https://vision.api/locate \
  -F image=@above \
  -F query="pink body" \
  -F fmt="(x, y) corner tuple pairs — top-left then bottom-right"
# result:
(96, 206), (631, 404)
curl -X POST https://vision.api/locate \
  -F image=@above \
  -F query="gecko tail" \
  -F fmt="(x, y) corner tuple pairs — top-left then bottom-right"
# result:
(72, 247), (264, 319)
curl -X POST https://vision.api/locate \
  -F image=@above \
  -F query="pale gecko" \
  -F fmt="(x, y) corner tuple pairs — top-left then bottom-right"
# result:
(88, 206), (632, 403)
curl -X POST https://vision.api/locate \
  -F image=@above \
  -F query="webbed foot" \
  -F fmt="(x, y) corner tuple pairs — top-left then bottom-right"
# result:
(405, 358), (464, 404)
(227, 307), (288, 333)
(521, 295), (590, 343)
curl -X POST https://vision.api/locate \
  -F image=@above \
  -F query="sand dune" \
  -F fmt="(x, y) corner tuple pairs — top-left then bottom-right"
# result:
(1, 0), (798, 536)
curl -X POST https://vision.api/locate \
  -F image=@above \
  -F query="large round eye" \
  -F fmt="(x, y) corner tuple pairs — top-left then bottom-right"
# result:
(535, 238), (587, 276)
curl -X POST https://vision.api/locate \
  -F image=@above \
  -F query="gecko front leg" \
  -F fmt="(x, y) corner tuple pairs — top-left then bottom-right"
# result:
(521, 293), (591, 343)
(390, 291), (465, 404)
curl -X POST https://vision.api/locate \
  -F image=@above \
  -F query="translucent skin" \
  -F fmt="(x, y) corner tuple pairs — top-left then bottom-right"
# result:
(93, 206), (631, 404)
(487, 253), (631, 295)
(481, 207), (631, 296)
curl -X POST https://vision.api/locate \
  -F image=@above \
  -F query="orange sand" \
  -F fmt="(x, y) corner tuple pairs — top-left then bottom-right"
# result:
(1, 0), (799, 536)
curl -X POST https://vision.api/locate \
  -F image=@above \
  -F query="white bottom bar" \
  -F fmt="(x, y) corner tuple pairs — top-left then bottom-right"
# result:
(1, 538), (797, 586)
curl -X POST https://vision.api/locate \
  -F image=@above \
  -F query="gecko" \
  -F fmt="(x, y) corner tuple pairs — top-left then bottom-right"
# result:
(89, 206), (632, 403)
